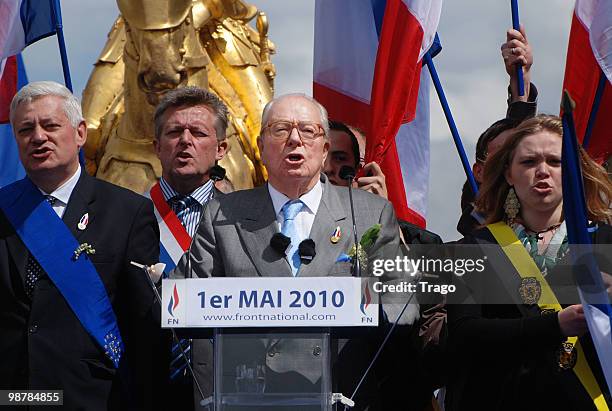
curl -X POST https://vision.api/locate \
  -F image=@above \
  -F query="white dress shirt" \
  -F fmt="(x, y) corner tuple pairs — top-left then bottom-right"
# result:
(39, 165), (81, 218)
(268, 180), (323, 242)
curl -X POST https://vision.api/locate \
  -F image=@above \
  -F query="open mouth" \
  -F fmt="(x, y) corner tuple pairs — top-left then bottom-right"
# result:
(177, 152), (193, 159)
(31, 147), (52, 159)
(285, 153), (304, 164)
(533, 181), (553, 194)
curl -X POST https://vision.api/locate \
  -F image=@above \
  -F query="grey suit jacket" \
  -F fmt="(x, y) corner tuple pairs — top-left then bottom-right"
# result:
(174, 174), (412, 410)
(175, 174), (402, 279)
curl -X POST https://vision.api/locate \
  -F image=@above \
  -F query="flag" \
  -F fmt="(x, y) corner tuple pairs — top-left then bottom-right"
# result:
(1, 0), (56, 123)
(314, 0), (442, 227)
(0, 53), (27, 188)
(1, 0), (56, 186)
(561, 96), (612, 395)
(562, 0), (612, 164)
(1, 0), (56, 61)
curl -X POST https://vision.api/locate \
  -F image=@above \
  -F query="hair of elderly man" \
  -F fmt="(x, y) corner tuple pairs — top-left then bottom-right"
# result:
(261, 93), (330, 137)
(154, 86), (229, 141)
(10, 81), (84, 128)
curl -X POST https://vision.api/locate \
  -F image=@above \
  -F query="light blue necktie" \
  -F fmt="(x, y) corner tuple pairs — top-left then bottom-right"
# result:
(281, 200), (305, 276)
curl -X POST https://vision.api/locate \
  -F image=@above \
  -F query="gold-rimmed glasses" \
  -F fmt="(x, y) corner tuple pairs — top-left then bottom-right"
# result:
(262, 120), (325, 143)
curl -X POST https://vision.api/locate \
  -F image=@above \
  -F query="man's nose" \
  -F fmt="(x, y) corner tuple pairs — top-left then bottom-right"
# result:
(31, 125), (47, 143)
(178, 128), (193, 144)
(286, 127), (303, 146)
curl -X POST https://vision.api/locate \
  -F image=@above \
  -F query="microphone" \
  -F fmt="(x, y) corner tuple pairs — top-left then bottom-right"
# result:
(298, 239), (316, 263)
(270, 232), (291, 255)
(339, 166), (356, 181)
(209, 165), (226, 182)
(339, 166), (360, 277)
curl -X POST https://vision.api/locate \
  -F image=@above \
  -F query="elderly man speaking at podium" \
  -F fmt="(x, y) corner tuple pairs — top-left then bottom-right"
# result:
(173, 93), (416, 410)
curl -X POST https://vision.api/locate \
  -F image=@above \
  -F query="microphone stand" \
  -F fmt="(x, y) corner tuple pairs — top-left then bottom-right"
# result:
(339, 166), (360, 277)
(131, 261), (210, 408)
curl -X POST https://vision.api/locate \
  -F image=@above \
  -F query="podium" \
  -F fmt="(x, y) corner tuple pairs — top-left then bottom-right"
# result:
(162, 277), (378, 410)
(214, 329), (332, 410)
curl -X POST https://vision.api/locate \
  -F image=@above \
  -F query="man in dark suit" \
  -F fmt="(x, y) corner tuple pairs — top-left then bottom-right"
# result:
(173, 93), (420, 410)
(0, 81), (162, 410)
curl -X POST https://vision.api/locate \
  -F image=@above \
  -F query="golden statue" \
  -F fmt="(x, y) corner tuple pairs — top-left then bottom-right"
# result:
(82, 0), (275, 193)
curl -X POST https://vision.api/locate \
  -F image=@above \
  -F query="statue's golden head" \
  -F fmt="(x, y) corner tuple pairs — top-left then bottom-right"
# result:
(117, 0), (209, 106)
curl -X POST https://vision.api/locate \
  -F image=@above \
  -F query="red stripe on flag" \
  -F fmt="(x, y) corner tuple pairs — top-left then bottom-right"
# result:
(150, 183), (191, 251)
(313, 82), (371, 131)
(366, 0), (423, 163)
(365, 0), (425, 226)
(0, 56), (18, 124)
(562, 13), (612, 163)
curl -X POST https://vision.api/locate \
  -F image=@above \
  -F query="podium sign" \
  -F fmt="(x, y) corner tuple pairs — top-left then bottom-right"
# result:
(161, 277), (378, 328)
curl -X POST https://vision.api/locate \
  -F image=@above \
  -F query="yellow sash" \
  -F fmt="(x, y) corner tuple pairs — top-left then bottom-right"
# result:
(487, 221), (609, 411)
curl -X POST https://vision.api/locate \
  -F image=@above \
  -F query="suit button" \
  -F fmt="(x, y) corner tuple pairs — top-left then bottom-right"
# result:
(267, 351), (276, 358)
(313, 346), (321, 356)
(28, 324), (38, 334)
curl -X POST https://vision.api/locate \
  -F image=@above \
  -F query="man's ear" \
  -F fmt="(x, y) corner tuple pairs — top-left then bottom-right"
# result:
(216, 139), (228, 161)
(153, 137), (161, 159)
(76, 120), (87, 148)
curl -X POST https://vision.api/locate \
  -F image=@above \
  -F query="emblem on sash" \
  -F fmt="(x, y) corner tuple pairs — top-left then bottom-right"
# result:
(557, 341), (577, 370)
(518, 277), (541, 305)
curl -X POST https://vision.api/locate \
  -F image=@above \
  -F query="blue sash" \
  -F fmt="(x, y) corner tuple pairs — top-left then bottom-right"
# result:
(0, 178), (124, 368)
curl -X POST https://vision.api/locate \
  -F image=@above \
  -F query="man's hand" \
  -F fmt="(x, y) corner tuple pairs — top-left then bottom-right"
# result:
(357, 162), (388, 199)
(501, 25), (532, 102)
(558, 304), (588, 337)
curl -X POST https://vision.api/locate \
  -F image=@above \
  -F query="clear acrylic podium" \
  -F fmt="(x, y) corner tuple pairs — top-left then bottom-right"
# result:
(213, 329), (333, 411)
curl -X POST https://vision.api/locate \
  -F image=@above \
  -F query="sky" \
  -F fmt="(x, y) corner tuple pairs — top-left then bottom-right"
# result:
(22, 0), (576, 241)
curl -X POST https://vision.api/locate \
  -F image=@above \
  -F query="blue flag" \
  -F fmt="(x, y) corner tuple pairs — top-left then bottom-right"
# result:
(561, 94), (612, 394)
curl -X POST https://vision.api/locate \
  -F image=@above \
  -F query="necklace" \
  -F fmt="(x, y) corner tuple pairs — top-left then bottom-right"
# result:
(524, 223), (563, 241)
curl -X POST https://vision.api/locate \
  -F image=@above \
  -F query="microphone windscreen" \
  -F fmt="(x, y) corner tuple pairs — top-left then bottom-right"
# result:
(339, 166), (356, 180)
(270, 233), (291, 255)
(209, 165), (226, 182)
(298, 239), (316, 262)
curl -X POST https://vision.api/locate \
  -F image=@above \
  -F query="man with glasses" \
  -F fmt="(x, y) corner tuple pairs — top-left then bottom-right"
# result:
(173, 93), (418, 410)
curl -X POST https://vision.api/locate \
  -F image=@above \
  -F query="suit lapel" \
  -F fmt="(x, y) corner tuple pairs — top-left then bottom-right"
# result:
(62, 172), (95, 241)
(236, 185), (292, 277)
(298, 178), (349, 277)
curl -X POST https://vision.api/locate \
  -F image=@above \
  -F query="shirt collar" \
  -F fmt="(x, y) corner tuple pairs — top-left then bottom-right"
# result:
(39, 165), (81, 205)
(268, 179), (323, 217)
(159, 177), (214, 206)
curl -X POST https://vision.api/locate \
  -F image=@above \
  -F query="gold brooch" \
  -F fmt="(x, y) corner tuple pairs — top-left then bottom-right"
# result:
(518, 277), (541, 305)
(73, 243), (96, 260)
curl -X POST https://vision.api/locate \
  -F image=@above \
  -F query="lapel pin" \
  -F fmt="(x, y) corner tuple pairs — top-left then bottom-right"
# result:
(330, 226), (341, 244)
(73, 243), (96, 260)
(78, 213), (89, 231)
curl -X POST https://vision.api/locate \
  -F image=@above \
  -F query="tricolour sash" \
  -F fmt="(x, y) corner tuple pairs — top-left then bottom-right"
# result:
(148, 182), (191, 270)
(0, 178), (123, 368)
(488, 221), (609, 411)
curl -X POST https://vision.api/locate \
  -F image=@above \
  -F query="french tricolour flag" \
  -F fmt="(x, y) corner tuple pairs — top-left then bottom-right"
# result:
(562, 0), (612, 164)
(1, 0), (55, 122)
(314, 0), (442, 227)
(1, 0), (55, 187)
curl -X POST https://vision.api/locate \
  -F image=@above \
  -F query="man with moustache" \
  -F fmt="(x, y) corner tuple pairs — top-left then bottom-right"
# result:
(0, 81), (161, 410)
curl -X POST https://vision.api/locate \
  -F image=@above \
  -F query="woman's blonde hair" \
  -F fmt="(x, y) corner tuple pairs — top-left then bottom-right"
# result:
(475, 114), (612, 225)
